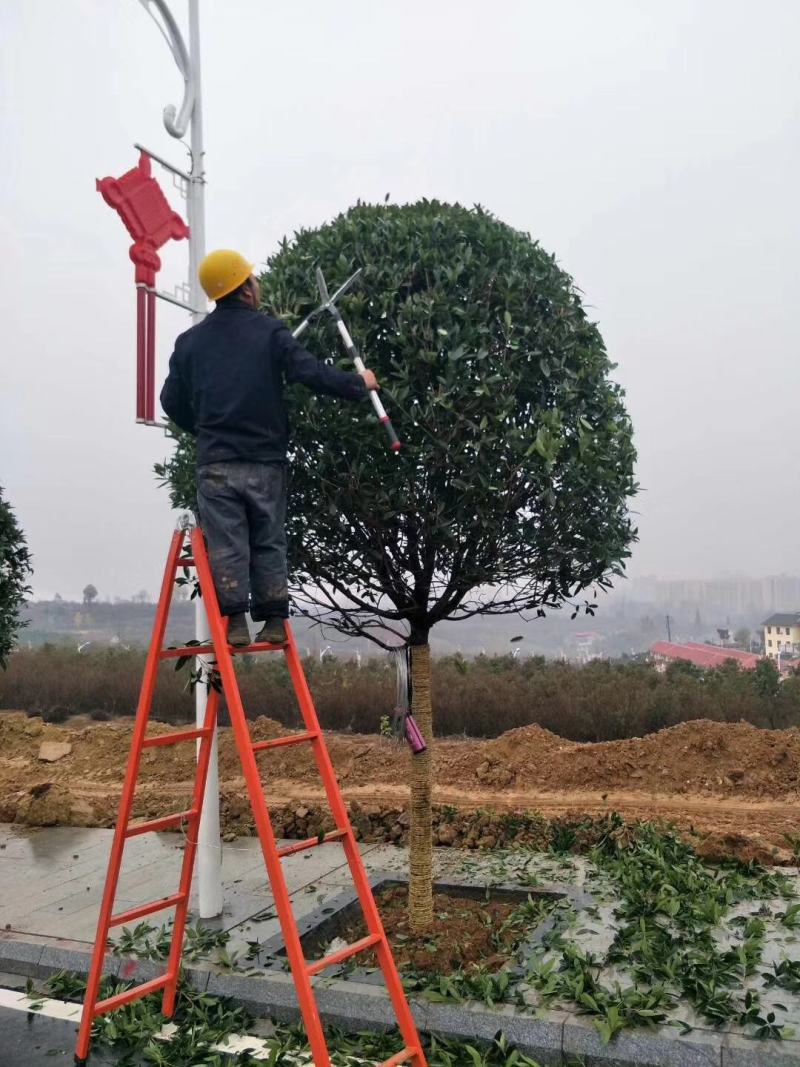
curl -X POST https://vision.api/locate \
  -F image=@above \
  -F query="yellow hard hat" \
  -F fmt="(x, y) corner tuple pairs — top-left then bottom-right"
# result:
(198, 249), (254, 301)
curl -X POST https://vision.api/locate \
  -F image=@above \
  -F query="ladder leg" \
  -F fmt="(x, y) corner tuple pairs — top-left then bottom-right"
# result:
(284, 630), (428, 1066)
(76, 530), (186, 1062)
(190, 529), (333, 1067)
(161, 684), (221, 1017)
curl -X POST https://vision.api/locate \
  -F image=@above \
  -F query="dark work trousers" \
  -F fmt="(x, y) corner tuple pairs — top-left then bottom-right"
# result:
(196, 460), (289, 620)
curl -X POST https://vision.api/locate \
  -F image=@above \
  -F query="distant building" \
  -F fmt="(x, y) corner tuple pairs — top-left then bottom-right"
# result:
(762, 612), (800, 661)
(625, 575), (800, 618)
(570, 631), (604, 664)
(650, 640), (760, 672)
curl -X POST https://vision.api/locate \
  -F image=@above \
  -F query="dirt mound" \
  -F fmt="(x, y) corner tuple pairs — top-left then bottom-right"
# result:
(692, 830), (785, 867)
(1, 711), (799, 862)
(449, 718), (800, 797)
(2, 712), (799, 800)
(445, 723), (575, 788)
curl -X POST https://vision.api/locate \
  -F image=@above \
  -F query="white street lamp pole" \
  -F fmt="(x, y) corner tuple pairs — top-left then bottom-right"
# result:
(185, 0), (205, 331)
(186, 0), (223, 923)
(140, 0), (222, 919)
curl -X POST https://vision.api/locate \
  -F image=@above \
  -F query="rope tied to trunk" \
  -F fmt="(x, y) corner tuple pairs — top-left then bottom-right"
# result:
(390, 646), (426, 754)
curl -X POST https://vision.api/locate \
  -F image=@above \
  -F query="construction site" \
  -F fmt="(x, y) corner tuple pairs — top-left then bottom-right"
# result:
(2, 1), (800, 1065)
(2, 710), (799, 865)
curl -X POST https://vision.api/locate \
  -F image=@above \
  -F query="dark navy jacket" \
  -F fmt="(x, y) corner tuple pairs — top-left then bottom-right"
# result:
(160, 303), (367, 466)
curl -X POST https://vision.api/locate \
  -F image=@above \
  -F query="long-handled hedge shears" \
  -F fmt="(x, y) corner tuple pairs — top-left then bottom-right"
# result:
(289, 266), (401, 453)
(315, 267), (401, 453)
(291, 267), (362, 341)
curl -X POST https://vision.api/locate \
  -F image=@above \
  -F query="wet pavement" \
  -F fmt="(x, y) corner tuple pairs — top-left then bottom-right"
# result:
(0, 1004), (121, 1066)
(0, 823), (398, 945)
(0, 823), (408, 1066)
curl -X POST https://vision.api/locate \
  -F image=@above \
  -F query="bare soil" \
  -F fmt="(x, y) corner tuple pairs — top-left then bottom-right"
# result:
(1, 711), (798, 863)
(320, 885), (537, 973)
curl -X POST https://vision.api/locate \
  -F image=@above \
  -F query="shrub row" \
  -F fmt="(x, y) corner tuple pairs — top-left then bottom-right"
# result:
(1, 645), (799, 740)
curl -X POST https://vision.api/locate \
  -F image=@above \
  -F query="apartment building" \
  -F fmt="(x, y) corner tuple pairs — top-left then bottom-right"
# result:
(762, 612), (800, 660)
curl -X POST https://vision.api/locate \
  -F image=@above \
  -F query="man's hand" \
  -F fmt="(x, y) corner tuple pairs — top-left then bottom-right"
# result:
(360, 369), (379, 391)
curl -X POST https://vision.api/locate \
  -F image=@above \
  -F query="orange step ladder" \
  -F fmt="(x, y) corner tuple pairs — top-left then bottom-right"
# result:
(75, 526), (427, 1067)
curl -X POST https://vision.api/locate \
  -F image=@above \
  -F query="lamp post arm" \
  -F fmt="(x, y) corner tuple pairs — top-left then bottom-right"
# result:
(137, 0), (195, 138)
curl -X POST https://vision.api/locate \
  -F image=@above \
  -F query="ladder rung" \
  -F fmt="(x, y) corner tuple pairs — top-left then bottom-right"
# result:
(306, 933), (382, 977)
(160, 641), (284, 659)
(252, 730), (318, 752)
(160, 644), (213, 659)
(142, 728), (210, 748)
(94, 973), (171, 1014)
(125, 809), (197, 838)
(378, 1049), (419, 1067)
(176, 557), (196, 567)
(109, 892), (186, 927)
(276, 829), (346, 859)
(231, 640), (287, 652)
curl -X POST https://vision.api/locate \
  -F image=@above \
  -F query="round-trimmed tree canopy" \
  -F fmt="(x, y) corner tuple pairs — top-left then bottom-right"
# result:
(157, 200), (637, 645)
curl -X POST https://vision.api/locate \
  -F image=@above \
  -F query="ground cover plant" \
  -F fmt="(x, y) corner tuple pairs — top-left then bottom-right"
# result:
(4, 646), (800, 739)
(38, 969), (552, 1066)
(93, 822), (800, 1048)
(448, 816), (800, 1043)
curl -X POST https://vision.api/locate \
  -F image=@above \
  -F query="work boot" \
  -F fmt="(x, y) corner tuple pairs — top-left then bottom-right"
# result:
(255, 617), (287, 645)
(227, 613), (251, 648)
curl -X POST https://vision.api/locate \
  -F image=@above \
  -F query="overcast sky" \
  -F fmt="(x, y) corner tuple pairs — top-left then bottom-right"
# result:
(1, 0), (798, 600)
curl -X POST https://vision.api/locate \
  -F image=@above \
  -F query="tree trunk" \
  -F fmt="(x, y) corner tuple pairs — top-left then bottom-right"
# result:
(408, 641), (433, 931)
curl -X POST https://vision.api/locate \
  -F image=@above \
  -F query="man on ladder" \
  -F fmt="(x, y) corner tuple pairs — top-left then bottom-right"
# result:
(160, 249), (378, 646)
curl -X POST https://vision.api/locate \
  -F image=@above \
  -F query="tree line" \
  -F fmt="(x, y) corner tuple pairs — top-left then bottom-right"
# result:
(2, 645), (796, 739)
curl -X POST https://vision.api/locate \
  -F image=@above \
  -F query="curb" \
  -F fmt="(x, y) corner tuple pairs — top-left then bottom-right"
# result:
(1, 934), (799, 1067)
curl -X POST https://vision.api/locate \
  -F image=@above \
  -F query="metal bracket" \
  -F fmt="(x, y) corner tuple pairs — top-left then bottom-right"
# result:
(141, 284), (202, 315)
(172, 280), (192, 304)
(172, 172), (188, 199)
(134, 143), (191, 184)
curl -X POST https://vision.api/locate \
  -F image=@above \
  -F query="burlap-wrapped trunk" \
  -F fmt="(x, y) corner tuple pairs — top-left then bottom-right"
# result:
(408, 642), (433, 930)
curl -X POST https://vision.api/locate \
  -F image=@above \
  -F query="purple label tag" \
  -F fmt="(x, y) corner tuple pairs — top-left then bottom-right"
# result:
(405, 713), (427, 755)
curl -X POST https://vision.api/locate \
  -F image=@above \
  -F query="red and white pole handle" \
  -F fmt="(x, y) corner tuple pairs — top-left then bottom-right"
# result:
(332, 315), (401, 453)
